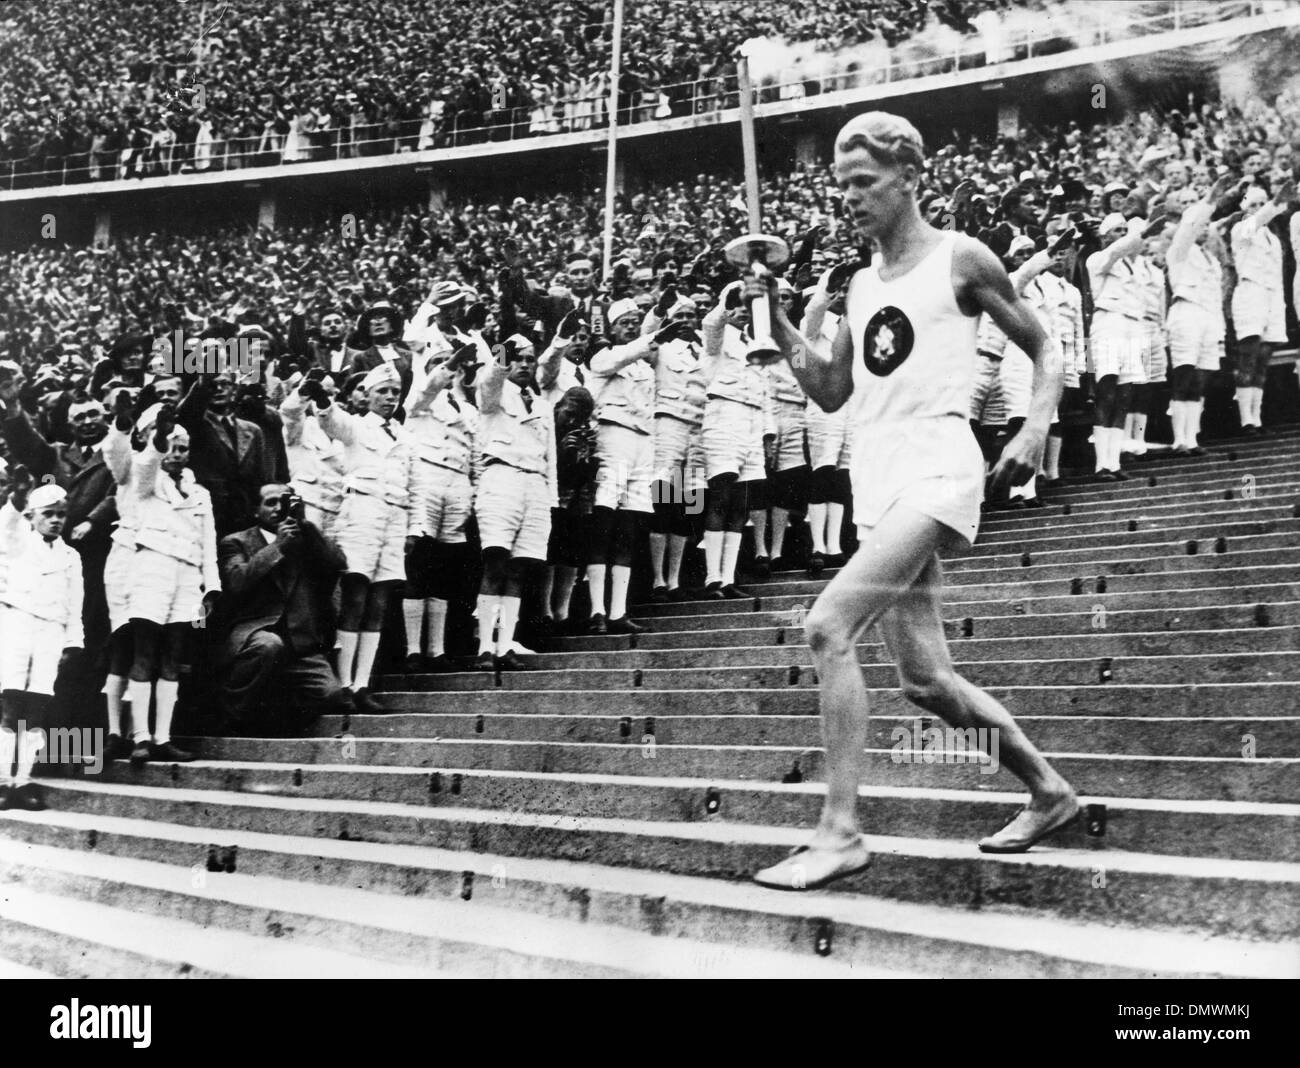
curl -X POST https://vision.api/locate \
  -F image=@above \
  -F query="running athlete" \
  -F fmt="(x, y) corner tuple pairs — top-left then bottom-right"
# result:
(748, 112), (1078, 890)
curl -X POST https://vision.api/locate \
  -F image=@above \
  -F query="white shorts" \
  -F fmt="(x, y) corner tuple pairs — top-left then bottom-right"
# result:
(851, 417), (984, 552)
(104, 540), (137, 633)
(969, 355), (1007, 426)
(771, 401), (808, 472)
(594, 422), (654, 513)
(1088, 312), (1148, 384)
(684, 428), (708, 491)
(301, 503), (336, 535)
(702, 398), (765, 482)
(1231, 281), (1287, 343)
(290, 474), (343, 531)
(1143, 323), (1168, 382)
(333, 491), (410, 583)
(128, 547), (204, 626)
(1000, 350), (1033, 422)
(415, 462), (472, 544)
(805, 401), (852, 470)
(1167, 302), (1224, 372)
(652, 415), (699, 484)
(476, 463), (552, 561)
(0, 608), (64, 695)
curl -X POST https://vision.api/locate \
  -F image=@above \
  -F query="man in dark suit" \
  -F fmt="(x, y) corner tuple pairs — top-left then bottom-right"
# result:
(215, 483), (352, 734)
(176, 371), (275, 536)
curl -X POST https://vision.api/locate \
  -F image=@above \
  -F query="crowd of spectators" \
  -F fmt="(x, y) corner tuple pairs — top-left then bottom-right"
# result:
(0, 0), (1078, 185)
(1, 89), (1299, 803)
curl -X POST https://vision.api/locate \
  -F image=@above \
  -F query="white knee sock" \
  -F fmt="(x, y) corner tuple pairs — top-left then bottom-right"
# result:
(14, 727), (42, 787)
(1129, 412), (1147, 445)
(665, 535), (686, 589)
(153, 678), (179, 745)
(749, 510), (768, 558)
(1192, 399), (1204, 444)
(127, 680), (153, 742)
(353, 631), (381, 691)
(103, 673), (127, 736)
(703, 530), (724, 584)
(0, 727), (16, 785)
(609, 566), (632, 620)
(336, 630), (359, 689)
(426, 598), (448, 658)
(1250, 386), (1264, 426)
(806, 503), (828, 553)
(586, 563), (608, 616)
(475, 595), (500, 655)
(1092, 425), (1107, 472)
(648, 532), (667, 587)
(770, 508), (790, 559)
(721, 531), (743, 585)
(1236, 387), (1252, 427)
(826, 503), (845, 555)
(1043, 435), (1062, 480)
(1110, 426), (1126, 469)
(403, 599), (425, 655)
(495, 596), (521, 655)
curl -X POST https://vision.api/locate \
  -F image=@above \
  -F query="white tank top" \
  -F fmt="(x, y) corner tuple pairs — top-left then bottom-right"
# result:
(846, 230), (979, 428)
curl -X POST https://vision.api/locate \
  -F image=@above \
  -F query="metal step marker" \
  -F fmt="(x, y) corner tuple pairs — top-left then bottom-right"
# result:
(619, 717), (632, 739)
(1020, 551), (1032, 567)
(704, 787), (722, 815)
(292, 768), (303, 787)
(429, 772), (442, 794)
(451, 773), (463, 796)
(1098, 658), (1114, 683)
(775, 627), (786, 646)
(1255, 603), (1272, 627)
(474, 714), (484, 734)
(1147, 475), (1157, 487)
(632, 668), (644, 688)
(1095, 576), (1108, 594)
(787, 665), (802, 685)
(782, 760), (803, 784)
(1062, 503), (1072, 516)
(461, 871), (474, 901)
(1127, 519), (1138, 532)
(1186, 539), (1199, 555)
(1086, 803), (1107, 838)
(961, 617), (975, 638)
(814, 919), (833, 957)
(644, 717), (656, 738)
(1214, 536), (1228, 553)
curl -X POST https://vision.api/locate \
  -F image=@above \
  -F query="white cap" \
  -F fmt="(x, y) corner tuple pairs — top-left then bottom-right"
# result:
(1099, 212), (1128, 237)
(360, 362), (402, 391)
(1007, 234), (1036, 257)
(607, 298), (640, 325)
(1138, 145), (1172, 169)
(27, 484), (67, 512)
(667, 296), (697, 317)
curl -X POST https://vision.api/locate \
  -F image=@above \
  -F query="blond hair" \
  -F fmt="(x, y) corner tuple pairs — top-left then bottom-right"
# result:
(835, 112), (926, 170)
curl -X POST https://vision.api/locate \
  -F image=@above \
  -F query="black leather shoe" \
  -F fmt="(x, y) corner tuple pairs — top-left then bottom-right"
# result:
(1005, 499), (1027, 510)
(0, 785), (12, 811)
(607, 616), (646, 635)
(150, 741), (195, 763)
(352, 688), (385, 714)
(668, 587), (693, 602)
(1110, 469), (1131, 481)
(703, 582), (725, 600)
(650, 585), (669, 604)
(1024, 497), (1046, 509)
(402, 652), (428, 673)
(807, 553), (825, 577)
(472, 651), (498, 672)
(751, 556), (771, 579)
(720, 584), (749, 600)
(588, 613), (608, 635)
(11, 784), (45, 811)
(104, 733), (132, 761)
(426, 654), (458, 673)
(496, 650), (534, 672)
(129, 740), (152, 768)
(1095, 470), (1117, 482)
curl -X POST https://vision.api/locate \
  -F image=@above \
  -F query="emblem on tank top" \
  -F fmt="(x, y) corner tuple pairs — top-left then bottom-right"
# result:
(862, 305), (914, 376)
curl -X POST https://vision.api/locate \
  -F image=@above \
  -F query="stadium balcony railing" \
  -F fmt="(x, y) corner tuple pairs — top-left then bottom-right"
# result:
(0, 0), (1291, 192)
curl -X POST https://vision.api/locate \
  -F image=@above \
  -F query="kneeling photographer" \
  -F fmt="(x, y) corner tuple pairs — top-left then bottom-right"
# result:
(214, 483), (353, 734)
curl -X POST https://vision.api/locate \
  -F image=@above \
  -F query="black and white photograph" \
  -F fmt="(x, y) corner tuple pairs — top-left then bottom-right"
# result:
(0, 0), (1296, 1010)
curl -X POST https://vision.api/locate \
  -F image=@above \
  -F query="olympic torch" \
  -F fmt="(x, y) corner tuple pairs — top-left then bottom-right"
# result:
(726, 38), (790, 365)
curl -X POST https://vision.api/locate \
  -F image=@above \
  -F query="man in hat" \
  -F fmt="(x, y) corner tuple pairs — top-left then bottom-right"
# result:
(1131, 146), (1173, 215)
(472, 335), (556, 670)
(349, 301), (415, 399)
(288, 299), (354, 380)
(1230, 179), (1293, 434)
(0, 473), (82, 810)
(301, 362), (416, 712)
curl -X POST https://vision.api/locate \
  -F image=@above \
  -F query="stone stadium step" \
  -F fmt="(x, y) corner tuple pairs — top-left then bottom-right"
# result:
(975, 501), (1296, 544)
(0, 875), (442, 979)
(5, 811), (1285, 979)
(983, 479), (1300, 520)
(0, 839), (878, 979)
(24, 780), (1300, 944)
(553, 601), (1300, 649)
(423, 626), (1300, 673)
(633, 566), (1300, 619)
(978, 491), (1300, 534)
(156, 745), (1300, 862)
(380, 651), (1300, 691)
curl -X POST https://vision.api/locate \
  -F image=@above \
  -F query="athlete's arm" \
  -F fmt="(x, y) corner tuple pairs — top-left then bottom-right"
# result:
(955, 239), (1061, 490)
(751, 276), (853, 413)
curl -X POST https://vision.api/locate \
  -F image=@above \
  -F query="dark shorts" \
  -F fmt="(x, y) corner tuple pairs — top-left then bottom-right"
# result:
(547, 507), (591, 568)
(404, 535), (440, 598)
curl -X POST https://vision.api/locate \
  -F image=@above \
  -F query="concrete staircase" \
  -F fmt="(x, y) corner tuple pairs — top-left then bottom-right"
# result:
(3, 430), (1300, 977)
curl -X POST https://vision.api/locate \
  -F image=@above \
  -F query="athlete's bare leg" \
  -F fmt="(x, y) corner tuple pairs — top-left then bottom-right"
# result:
(878, 549), (1077, 850)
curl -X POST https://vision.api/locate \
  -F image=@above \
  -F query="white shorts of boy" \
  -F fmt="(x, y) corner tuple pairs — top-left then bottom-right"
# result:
(1000, 349), (1034, 422)
(652, 414), (700, 485)
(0, 607), (67, 695)
(476, 463), (552, 560)
(771, 400), (808, 472)
(333, 490), (410, 583)
(702, 397), (765, 482)
(104, 540), (138, 634)
(594, 422), (655, 513)
(1088, 311), (1148, 384)
(1231, 280), (1287, 343)
(128, 547), (204, 626)
(805, 402), (852, 470)
(415, 462), (473, 543)
(969, 355), (1007, 426)
(1167, 301), (1224, 372)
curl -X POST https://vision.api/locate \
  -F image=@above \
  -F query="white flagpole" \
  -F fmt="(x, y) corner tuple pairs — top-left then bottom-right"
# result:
(602, 0), (625, 283)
